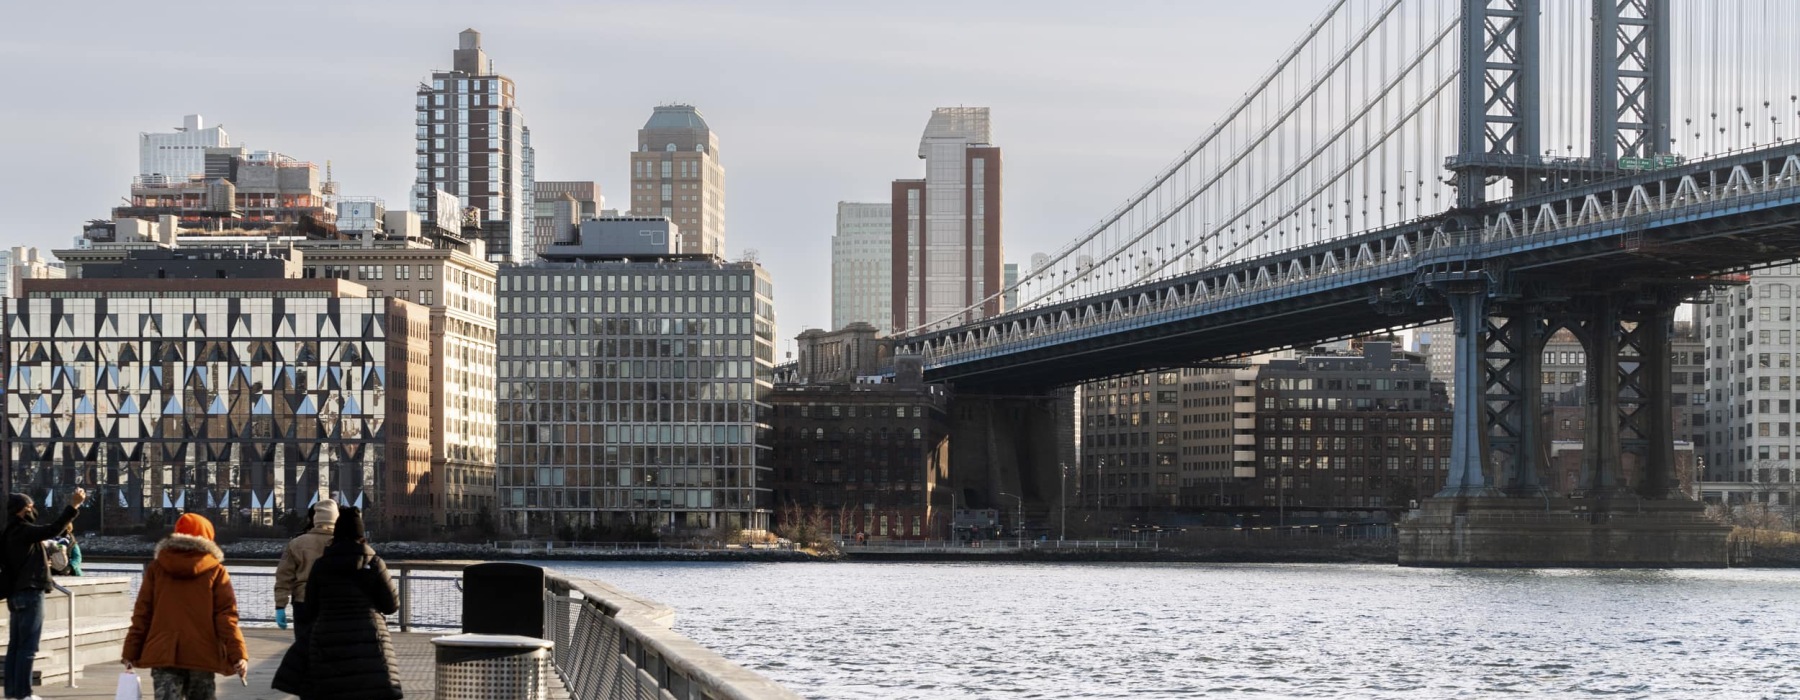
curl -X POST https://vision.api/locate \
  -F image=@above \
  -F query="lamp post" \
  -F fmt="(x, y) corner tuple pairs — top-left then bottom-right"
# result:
(1277, 458), (1286, 529)
(1059, 462), (1068, 542)
(999, 492), (1024, 547)
(1098, 458), (1107, 517)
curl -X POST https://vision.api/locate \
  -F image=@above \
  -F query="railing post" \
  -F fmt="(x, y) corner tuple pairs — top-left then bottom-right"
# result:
(398, 567), (412, 633)
(64, 584), (76, 688)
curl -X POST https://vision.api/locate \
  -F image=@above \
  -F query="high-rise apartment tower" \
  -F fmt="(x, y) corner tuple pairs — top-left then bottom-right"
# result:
(891, 107), (1002, 331)
(414, 29), (532, 264)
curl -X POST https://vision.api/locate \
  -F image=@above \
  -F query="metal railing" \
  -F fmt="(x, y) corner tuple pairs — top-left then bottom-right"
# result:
(541, 572), (800, 700)
(87, 559), (804, 698)
(83, 561), (465, 632)
(49, 581), (75, 689)
(839, 538), (1161, 550)
(491, 540), (800, 554)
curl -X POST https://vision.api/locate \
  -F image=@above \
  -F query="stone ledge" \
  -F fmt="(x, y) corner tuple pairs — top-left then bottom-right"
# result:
(1398, 496), (1731, 567)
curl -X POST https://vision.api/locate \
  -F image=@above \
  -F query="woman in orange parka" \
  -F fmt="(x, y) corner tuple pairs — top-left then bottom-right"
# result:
(121, 513), (250, 699)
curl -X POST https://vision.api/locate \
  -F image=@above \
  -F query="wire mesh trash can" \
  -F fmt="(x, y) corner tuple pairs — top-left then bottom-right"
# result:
(432, 634), (554, 699)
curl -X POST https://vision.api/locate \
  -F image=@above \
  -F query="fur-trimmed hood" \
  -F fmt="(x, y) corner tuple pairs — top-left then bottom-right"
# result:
(153, 533), (224, 579)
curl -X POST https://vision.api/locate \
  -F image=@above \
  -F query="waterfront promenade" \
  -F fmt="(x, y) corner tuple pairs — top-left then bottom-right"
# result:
(36, 628), (454, 699)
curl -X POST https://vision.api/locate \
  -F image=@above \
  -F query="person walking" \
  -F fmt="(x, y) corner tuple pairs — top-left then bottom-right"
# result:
(121, 513), (249, 700)
(2, 489), (85, 700)
(273, 499), (336, 640)
(272, 507), (402, 700)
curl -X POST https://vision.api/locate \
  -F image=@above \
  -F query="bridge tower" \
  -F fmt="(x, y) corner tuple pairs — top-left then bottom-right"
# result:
(1450, 0), (1540, 209)
(1405, 0), (1725, 567)
(1591, 0), (1672, 163)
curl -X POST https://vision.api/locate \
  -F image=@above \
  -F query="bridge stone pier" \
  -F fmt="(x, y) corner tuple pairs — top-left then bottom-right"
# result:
(947, 391), (1067, 528)
(1399, 273), (1729, 567)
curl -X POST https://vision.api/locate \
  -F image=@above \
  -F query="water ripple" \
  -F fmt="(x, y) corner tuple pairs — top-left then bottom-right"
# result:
(550, 562), (1800, 699)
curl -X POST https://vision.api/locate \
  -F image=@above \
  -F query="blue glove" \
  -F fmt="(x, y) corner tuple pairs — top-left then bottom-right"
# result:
(276, 608), (288, 629)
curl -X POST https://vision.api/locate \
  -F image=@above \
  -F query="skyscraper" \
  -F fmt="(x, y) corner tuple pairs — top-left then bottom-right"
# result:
(629, 105), (724, 256)
(830, 201), (893, 333)
(415, 29), (531, 264)
(138, 114), (230, 184)
(891, 107), (1002, 331)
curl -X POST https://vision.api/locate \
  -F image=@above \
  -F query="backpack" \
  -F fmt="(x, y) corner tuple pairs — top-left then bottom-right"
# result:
(47, 539), (72, 576)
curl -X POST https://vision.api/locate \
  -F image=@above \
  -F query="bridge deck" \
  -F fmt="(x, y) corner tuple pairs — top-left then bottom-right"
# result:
(38, 627), (448, 699)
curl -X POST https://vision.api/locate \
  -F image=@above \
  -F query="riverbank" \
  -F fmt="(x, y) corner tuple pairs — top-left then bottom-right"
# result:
(842, 540), (1396, 564)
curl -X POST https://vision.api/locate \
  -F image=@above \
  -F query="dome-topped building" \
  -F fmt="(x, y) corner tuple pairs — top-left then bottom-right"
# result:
(630, 104), (725, 257)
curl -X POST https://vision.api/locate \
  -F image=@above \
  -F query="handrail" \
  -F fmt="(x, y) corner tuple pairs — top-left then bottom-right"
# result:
(49, 581), (75, 689)
(543, 571), (801, 700)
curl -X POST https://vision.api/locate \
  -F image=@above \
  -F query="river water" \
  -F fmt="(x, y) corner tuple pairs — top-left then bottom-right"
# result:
(550, 562), (1800, 699)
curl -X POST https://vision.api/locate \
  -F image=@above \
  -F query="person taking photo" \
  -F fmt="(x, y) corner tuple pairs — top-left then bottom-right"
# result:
(2, 488), (85, 700)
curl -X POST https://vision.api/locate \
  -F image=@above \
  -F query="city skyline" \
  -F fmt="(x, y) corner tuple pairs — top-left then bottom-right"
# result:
(1, 1), (1318, 347)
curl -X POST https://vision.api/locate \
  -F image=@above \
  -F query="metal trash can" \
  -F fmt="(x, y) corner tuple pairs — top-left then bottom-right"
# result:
(463, 562), (545, 637)
(432, 634), (554, 699)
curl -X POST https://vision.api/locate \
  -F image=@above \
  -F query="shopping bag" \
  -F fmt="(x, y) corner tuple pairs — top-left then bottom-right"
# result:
(115, 670), (141, 700)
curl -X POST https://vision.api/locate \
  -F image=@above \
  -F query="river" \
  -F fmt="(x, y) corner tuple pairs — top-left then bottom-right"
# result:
(548, 561), (1800, 699)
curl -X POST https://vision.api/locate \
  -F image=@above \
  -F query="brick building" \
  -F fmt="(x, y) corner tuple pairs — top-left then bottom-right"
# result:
(767, 329), (951, 540)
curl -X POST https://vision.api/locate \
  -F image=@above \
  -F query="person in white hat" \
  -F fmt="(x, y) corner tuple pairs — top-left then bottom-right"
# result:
(273, 499), (337, 642)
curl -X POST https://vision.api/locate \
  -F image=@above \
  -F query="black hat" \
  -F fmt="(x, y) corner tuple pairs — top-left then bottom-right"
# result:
(331, 506), (366, 545)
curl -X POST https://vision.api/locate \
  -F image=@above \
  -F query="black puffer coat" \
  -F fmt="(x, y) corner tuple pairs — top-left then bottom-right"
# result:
(271, 542), (402, 699)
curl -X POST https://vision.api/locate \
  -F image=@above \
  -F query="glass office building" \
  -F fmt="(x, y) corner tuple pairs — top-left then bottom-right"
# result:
(497, 257), (776, 534)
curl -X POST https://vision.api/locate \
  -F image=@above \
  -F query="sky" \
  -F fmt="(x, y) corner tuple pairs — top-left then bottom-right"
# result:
(1, 0), (1330, 357)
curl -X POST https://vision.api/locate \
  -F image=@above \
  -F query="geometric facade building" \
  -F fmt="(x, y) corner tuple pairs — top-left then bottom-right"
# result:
(1, 275), (431, 531)
(54, 223), (499, 531)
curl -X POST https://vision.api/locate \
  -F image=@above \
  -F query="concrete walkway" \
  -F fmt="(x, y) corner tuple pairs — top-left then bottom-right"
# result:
(36, 627), (440, 699)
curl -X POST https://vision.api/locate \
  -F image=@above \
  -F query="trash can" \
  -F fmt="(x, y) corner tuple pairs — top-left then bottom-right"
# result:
(432, 634), (554, 700)
(463, 562), (544, 637)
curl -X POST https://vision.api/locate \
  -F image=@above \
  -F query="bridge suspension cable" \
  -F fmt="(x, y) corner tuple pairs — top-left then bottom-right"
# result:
(899, 0), (1800, 340)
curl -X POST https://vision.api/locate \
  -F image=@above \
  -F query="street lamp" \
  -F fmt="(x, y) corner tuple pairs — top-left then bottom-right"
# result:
(1098, 458), (1107, 517)
(998, 492), (1024, 547)
(1059, 462), (1068, 542)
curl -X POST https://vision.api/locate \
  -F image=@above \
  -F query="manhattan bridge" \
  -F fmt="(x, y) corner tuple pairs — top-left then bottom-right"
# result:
(888, 0), (1800, 565)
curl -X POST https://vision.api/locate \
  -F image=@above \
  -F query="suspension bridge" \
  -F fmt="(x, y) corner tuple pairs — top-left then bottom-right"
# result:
(895, 0), (1800, 566)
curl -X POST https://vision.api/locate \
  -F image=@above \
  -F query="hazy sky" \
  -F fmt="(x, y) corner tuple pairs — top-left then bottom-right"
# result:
(2, 1), (1328, 355)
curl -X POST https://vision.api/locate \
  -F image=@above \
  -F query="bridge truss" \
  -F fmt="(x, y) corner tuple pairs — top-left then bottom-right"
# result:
(895, 0), (1800, 510)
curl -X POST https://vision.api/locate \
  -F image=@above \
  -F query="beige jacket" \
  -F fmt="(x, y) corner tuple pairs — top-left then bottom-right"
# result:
(273, 526), (334, 607)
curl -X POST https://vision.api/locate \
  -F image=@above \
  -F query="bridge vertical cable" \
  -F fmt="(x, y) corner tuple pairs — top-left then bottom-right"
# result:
(900, 0), (1464, 336)
(898, 0), (1800, 347)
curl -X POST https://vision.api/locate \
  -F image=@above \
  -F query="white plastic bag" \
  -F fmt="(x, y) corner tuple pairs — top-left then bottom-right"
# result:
(115, 670), (140, 700)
